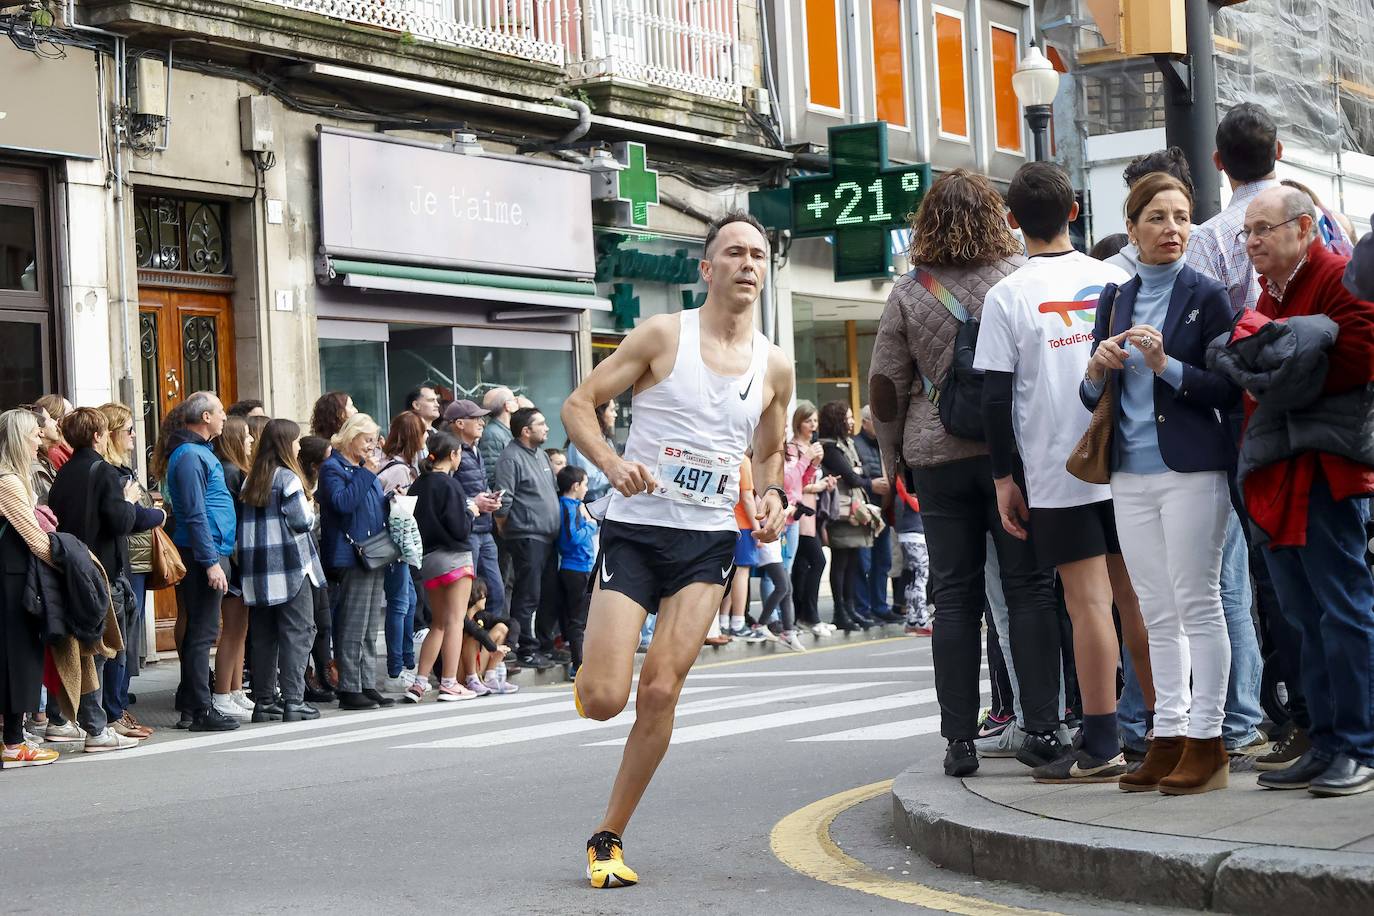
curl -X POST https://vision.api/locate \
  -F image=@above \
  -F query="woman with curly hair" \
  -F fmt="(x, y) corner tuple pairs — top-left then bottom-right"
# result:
(309, 391), (356, 441)
(868, 168), (1067, 776)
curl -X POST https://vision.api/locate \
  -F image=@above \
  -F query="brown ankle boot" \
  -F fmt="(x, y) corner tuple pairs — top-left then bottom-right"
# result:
(1119, 736), (1186, 793)
(1158, 736), (1229, 795)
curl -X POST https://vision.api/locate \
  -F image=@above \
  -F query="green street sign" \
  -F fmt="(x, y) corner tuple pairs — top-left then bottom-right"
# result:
(789, 122), (930, 281)
(614, 142), (660, 229)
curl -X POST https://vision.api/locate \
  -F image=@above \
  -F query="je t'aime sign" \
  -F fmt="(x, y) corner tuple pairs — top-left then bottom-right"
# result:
(318, 128), (595, 279)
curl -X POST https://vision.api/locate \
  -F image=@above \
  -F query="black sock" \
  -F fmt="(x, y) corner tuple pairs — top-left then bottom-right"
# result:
(1145, 709), (1155, 735)
(1081, 713), (1119, 761)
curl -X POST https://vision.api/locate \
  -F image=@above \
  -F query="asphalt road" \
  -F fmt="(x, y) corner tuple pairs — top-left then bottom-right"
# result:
(3, 634), (1189, 915)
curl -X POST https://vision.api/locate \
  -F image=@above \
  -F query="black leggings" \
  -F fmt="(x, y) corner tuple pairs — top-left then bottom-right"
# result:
(310, 583), (332, 681)
(758, 562), (795, 631)
(828, 546), (861, 624)
(791, 535), (826, 625)
(3, 715), (24, 745)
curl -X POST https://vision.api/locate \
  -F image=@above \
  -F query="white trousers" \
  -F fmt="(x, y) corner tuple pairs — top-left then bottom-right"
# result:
(1111, 470), (1231, 739)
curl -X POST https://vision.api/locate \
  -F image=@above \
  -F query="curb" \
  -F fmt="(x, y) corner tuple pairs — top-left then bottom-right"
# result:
(890, 759), (1374, 914)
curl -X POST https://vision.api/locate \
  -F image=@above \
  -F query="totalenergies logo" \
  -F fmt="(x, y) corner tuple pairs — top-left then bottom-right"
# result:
(1037, 285), (1106, 327)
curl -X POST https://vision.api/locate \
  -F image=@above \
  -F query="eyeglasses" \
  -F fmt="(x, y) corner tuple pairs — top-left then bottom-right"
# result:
(1237, 216), (1300, 244)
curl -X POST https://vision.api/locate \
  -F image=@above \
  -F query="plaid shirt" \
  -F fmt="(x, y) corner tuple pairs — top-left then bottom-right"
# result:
(237, 467), (325, 607)
(1185, 179), (1278, 316)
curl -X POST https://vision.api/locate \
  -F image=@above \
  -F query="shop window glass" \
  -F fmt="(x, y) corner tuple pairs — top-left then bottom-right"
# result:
(387, 343), (455, 424)
(805, 0), (843, 110)
(0, 318), (43, 406)
(991, 26), (1023, 153)
(453, 344), (575, 448)
(871, 0), (907, 127)
(934, 9), (969, 139)
(320, 339), (390, 423)
(0, 204), (39, 291)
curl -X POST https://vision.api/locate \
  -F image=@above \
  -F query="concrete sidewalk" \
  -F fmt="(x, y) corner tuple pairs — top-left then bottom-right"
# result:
(891, 754), (1374, 915)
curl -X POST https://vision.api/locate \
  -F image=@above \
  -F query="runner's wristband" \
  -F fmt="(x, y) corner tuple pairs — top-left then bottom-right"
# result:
(762, 485), (788, 509)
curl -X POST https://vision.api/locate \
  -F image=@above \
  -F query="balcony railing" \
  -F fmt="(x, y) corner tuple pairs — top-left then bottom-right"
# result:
(566, 0), (741, 103)
(254, 0), (742, 101)
(264, 0), (570, 65)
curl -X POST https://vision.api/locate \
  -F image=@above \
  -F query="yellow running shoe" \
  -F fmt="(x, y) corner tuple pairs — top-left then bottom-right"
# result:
(573, 675), (587, 719)
(586, 831), (638, 888)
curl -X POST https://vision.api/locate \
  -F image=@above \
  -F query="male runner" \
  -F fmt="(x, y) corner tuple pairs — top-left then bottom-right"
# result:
(562, 210), (793, 888)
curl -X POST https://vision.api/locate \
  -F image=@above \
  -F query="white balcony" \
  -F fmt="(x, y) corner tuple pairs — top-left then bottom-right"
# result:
(566, 0), (742, 102)
(262, 0), (571, 65)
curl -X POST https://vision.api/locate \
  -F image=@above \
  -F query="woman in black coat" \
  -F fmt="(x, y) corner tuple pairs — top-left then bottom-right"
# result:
(0, 408), (60, 767)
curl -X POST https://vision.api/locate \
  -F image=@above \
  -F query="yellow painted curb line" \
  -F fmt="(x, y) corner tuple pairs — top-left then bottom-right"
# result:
(770, 780), (1062, 916)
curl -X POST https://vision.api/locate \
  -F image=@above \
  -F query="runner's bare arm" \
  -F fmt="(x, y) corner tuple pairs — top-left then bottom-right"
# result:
(751, 346), (794, 542)
(562, 314), (676, 497)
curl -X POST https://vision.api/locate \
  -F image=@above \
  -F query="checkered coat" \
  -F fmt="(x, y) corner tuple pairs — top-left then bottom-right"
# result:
(237, 468), (325, 607)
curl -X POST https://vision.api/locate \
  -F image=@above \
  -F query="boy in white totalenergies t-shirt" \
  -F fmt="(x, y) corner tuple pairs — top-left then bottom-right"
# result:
(973, 162), (1154, 785)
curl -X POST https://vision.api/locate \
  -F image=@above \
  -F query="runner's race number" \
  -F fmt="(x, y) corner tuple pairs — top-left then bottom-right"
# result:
(652, 442), (739, 510)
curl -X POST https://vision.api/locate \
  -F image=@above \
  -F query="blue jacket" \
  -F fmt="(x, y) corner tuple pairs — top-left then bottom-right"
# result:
(557, 496), (597, 573)
(456, 441), (493, 535)
(317, 451), (387, 571)
(165, 430), (236, 567)
(1081, 265), (1241, 474)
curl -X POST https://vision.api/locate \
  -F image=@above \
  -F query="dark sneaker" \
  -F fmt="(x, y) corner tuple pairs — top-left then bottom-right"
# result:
(1254, 724), (1309, 771)
(1257, 748), (1332, 790)
(976, 711), (1012, 740)
(1309, 754), (1374, 797)
(189, 707), (241, 732)
(518, 653), (557, 671)
(944, 738), (979, 777)
(1032, 748), (1126, 784)
(1016, 731), (1067, 769)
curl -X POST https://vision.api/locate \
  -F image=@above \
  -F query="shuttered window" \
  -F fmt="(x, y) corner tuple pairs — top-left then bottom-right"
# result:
(991, 25), (1023, 152)
(805, 0), (843, 111)
(871, 0), (907, 127)
(934, 8), (969, 140)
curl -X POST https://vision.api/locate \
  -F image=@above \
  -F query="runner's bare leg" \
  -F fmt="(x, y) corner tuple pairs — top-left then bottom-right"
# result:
(598, 581), (724, 836)
(576, 584), (647, 721)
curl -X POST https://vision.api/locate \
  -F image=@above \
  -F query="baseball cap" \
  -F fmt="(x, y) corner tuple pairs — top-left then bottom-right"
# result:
(443, 399), (490, 421)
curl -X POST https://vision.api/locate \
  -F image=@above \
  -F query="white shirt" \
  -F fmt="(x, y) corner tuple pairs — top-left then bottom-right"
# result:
(972, 252), (1130, 509)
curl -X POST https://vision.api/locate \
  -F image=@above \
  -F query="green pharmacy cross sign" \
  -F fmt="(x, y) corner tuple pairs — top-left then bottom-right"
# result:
(789, 122), (931, 281)
(614, 142), (660, 229)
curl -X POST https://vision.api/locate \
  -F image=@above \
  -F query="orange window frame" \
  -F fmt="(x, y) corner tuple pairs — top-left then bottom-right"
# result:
(933, 8), (969, 140)
(805, 0), (844, 111)
(990, 25), (1023, 153)
(871, 0), (907, 127)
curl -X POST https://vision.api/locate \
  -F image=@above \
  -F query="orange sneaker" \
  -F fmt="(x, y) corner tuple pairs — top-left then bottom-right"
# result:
(2, 741), (60, 768)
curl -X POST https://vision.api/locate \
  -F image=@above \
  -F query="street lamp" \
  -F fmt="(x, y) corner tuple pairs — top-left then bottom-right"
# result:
(1012, 42), (1060, 161)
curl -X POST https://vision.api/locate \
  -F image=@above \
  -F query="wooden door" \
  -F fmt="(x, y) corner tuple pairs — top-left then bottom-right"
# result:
(138, 286), (237, 652)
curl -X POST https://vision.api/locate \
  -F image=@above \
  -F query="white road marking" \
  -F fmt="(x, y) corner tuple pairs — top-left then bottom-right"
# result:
(231, 686), (729, 753)
(401, 682), (900, 749)
(791, 713), (943, 742)
(869, 646), (932, 657)
(586, 686), (953, 747)
(685, 667), (933, 679)
(74, 692), (566, 761)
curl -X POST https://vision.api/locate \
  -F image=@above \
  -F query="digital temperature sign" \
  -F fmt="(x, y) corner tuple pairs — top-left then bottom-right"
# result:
(788, 122), (931, 280)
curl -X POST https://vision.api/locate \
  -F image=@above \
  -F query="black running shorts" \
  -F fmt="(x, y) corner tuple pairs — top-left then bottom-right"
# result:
(1029, 499), (1121, 569)
(592, 520), (739, 614)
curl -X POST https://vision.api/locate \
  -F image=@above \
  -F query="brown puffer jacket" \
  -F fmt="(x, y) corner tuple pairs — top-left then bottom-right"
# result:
(868, 256), (1025, 470)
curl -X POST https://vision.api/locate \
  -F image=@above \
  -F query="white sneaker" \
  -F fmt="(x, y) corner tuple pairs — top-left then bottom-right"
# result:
(401, 668), (419, 687)
(810, 623), (832, 637)
(213, 694), (252, 721)
(230, 689), (255, 712)
(84, 727), (139, 753)
(412, 628), (430, 659)
(44, 720), (87, 742)
(781, 631), (807, 652)
(975, 721), (1027, 758)
(380, 674), (410, 693)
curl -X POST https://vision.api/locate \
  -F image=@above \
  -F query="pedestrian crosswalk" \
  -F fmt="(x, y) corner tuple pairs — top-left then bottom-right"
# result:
(80, 667), (978, 760)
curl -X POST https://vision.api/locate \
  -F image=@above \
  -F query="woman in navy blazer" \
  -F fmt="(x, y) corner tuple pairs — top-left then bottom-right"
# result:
(1079, 172), (1241, 797)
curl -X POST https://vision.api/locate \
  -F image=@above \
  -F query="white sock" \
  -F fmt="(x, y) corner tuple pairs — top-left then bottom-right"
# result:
(730, 615), (745, 631)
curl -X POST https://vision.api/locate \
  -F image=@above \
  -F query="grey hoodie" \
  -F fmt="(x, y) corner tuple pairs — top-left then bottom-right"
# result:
(1105, 242), (1140, 277)
(493, 439), (559, 541)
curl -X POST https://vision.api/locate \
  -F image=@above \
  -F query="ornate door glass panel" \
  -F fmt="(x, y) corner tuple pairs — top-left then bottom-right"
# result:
(181, 314), (219, 395)
(134, 195), (230, 274)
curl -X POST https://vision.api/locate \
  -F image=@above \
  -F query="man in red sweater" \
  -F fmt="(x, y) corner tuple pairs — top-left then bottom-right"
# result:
(1243, 186), (1374, 798)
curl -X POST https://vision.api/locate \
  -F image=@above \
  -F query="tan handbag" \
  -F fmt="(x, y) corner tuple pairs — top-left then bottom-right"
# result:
(147, 527), (187, 590)
(1066, 290), (1121, 485)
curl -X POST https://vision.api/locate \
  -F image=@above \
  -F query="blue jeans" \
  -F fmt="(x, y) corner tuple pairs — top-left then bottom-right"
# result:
(639, 613), (656, 648)
(1118, 650), (1149, 751)
(760, 523), (799, 615)
(471, 530), (507, 620)
(1219, 510), (1264, 748)
(1262, 482), (1374, 764)
(855, 527), (892, 618)
(383, 562), (417, 677)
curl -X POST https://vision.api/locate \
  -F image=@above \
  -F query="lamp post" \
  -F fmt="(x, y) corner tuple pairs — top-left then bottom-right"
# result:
(1012, 43), (1060, 162)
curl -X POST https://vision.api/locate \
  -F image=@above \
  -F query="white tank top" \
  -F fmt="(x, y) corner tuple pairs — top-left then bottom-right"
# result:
(605, 309), (771, 533)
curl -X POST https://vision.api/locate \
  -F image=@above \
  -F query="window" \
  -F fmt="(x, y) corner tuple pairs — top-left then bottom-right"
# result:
(1083, 67), (1164, 135)
(934, 7), (969, 140)
(990, 25), (1023, 153)
(0, 166), (56, 398)
(871, 0), (907, 127)
(321, 338), (390, 423)
(805, 0), (844, 111)
(0, 312), (47, 407)
(133, 195), (230, 274)
(0, 204), (39, 291)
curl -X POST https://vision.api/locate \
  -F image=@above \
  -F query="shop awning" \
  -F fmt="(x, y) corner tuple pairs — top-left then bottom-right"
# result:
(325, 258), (610, 318)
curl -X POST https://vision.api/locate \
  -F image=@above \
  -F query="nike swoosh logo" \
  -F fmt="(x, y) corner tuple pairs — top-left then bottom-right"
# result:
(721, 566), (731, 580)
(600, 565), (615, 585)
(739, 374), (756, 400)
